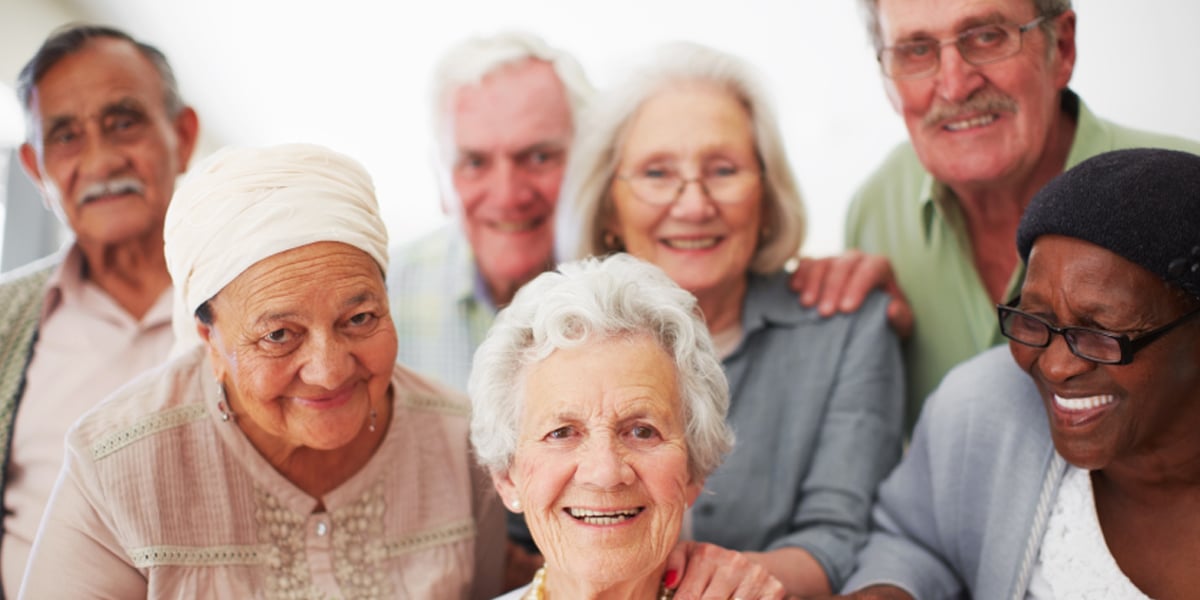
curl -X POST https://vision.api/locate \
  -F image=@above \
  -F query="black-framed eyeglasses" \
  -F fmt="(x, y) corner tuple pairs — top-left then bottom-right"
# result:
(616, 167), (761, 206)
(997, 296), (1200, 365)
(877, 15), (1046, 80)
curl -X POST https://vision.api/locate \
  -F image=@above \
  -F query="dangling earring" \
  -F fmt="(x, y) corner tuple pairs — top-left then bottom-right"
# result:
(368, 408), (378, 433)
(216, 380), (234, 423)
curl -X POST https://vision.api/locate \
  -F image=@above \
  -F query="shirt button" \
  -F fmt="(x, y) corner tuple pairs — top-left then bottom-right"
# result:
(315, 520), (329, 537)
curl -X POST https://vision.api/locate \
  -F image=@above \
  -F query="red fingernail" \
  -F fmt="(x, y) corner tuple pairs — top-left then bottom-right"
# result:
(664, 569), (679, 588)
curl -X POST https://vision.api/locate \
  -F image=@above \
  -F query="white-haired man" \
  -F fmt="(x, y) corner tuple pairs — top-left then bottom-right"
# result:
(388, 31), (592, 394)
(386, 30), (592, 590)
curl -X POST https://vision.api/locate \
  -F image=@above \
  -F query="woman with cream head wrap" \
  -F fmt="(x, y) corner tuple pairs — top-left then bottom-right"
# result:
(21, 144), (503, 599)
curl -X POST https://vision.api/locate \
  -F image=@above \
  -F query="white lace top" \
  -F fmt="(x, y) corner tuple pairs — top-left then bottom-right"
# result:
(1026, 466), (1151, 599)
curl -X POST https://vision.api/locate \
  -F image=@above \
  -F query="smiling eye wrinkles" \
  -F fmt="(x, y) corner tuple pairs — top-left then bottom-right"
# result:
(516, 143), (566, 167)
(101, 103), (147, 132)
(42, 96), (149, 143)
(1019, 299), (1153, 335)
(43, 117), (79, 146)
(254, 311), (299, 331)
(545, 425), (576, 441)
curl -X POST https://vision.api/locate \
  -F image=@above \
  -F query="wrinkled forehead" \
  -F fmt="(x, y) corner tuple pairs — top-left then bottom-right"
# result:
(32, 38), (164, 110)
(1022, 235), (1179, 312)
(877, 0), (1035, 41)
(27, 39), (166, 134)
(450, 59), (574, 151)
(217, 242), (385, 308)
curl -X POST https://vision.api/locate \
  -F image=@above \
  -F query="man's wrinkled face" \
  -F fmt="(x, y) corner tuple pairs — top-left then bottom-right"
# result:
(877, 0), (1075, 189)
(20, 37), (197, 250)
(449, 59), (573, 304)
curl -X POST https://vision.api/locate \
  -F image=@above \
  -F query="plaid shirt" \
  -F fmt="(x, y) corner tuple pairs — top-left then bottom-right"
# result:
(387, 226), (495, 394)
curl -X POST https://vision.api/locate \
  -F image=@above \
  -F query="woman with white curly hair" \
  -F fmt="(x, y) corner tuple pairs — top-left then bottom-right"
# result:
(471, 253), (785, 599)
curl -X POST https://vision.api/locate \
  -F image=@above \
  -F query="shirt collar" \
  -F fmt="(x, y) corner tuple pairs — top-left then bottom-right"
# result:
(470, 267), (497, 312)
(446, 231), (497, 311)
(739, 272), (811, 337)
(39, 244), (84, 322)
(917, 88), (1088, 243)
(39, 243), (174, 328)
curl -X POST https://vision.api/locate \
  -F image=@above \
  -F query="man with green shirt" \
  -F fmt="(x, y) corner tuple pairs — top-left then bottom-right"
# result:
(795, 0), (1200, 432)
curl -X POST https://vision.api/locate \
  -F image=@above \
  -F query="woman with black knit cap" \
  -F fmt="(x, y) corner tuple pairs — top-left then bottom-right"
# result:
(839, 147), (1200, 599)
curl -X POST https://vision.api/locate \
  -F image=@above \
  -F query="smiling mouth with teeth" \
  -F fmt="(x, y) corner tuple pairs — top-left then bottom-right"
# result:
(943, 114), (998, 131)
(1054, 394), (1116, 412)
(491, 217), (545, 233)
(663, 237), (720, 250)
(565, 507), (645, 525)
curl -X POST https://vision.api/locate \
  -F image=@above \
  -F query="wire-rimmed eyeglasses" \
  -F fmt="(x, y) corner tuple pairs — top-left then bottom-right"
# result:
(997, 296), (1200, 365)
(616, 167), (761, 206)
(878, 15), (1046, 80)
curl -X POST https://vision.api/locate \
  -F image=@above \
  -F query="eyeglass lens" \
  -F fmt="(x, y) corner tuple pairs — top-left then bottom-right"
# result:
(999, 309), (1122, 362)
(627, 171), (756, 205)
(881, 18), (1039, 78)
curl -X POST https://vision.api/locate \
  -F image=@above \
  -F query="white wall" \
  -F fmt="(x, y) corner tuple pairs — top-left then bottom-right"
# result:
(4, 0), (1200, 258)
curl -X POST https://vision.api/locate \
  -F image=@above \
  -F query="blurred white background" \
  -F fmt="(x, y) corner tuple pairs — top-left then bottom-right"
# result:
(2, 0), (1199, 260)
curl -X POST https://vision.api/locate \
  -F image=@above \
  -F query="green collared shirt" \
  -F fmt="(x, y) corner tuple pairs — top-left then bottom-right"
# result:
(845, 91), (1200, 432)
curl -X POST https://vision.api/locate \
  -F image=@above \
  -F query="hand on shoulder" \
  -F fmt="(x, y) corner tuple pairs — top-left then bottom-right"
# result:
(790, 250), (913, 338)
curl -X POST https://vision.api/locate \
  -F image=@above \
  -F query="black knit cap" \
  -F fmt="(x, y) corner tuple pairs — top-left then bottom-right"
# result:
(1017, 148), (1200, 299)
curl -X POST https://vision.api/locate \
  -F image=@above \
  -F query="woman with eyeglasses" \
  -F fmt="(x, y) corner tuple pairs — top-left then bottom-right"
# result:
(552, 42), (905, 597)
(839, 148), (1200, 599)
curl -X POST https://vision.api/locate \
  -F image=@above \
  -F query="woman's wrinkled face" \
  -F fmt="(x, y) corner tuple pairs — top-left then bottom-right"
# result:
(200, 242), (397, 453)
(1010, 235), (1200, 470)
(608, 83), (763, 301)
(494, 334), (702, 587)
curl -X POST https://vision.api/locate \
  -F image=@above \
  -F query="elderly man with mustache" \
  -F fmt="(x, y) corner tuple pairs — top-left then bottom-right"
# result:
(0, 24), (199, 595)
(793, 0), (1200, 431)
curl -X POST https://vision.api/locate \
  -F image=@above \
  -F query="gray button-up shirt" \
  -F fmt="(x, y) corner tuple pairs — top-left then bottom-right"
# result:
(693, 271), (905, 590)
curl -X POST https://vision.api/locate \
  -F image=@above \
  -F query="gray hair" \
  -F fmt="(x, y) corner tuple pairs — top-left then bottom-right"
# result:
(554, 41), (805, 274)
(858, 0), (1073, 53)
(16, 23), (185, 143)
(430, 31), (594, 216)
(469, 253), (734, 480)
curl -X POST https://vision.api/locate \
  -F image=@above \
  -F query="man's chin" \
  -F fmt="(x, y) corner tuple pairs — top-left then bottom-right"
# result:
(921, 152), (1021, 188)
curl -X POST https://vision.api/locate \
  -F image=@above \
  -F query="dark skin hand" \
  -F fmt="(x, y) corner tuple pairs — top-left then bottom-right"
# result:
(791, 250), (914, 339)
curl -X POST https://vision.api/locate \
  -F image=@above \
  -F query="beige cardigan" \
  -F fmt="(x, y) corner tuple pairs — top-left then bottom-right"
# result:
(20, 346), (503, 599)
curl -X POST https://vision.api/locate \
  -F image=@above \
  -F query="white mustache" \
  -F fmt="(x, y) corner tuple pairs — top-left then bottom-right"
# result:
(77, 178), (145, 206)
(924, 89), (1019, 128)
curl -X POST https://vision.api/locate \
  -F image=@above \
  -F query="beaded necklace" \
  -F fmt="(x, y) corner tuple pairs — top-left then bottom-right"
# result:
(521, 567), (675, 599)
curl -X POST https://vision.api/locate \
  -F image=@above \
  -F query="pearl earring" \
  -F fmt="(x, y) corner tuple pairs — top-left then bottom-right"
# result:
(510, 499), (521, 511)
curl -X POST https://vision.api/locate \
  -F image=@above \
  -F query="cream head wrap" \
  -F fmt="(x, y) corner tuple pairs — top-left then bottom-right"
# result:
(164, 143), (389, 355)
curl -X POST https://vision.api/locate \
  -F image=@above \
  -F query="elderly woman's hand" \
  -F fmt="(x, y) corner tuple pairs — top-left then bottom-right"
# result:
(664, 541), (786, 599)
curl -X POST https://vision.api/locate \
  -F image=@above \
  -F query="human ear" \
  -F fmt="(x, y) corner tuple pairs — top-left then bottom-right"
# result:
(1051, 11), (1077, 89)
(491, 469), (522, 513)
